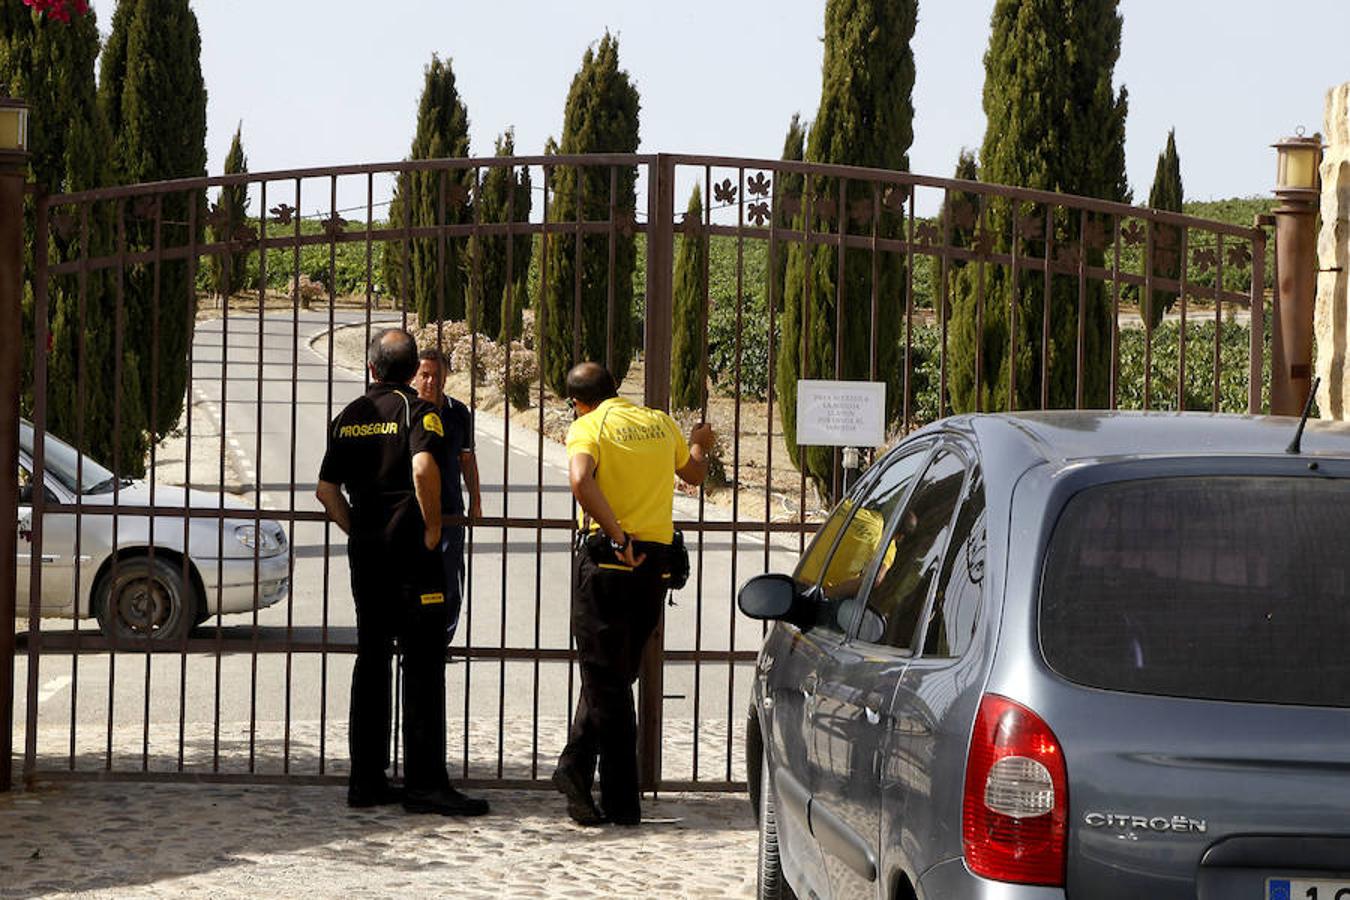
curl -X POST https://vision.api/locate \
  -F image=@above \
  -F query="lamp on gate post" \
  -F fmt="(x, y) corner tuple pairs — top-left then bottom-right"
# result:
(0, 93), (30, 793)
(1270, 131), (1323, 416)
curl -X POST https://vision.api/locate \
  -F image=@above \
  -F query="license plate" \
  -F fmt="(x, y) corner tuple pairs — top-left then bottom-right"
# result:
(1267, 878), (1350, 900)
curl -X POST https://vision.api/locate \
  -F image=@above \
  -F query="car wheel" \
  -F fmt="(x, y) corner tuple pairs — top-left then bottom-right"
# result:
(95, 556), (199, 643)
(757, 762), (797, 900)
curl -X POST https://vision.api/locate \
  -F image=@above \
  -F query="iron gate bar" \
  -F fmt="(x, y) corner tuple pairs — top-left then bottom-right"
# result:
(146, 192), (165, 773)
(502, 165), (515, 781)
(1178, 225), (1190, 409)
(905, 187), (917, 427)
(249, 180), (267, 773)
(1075, 208), (1087, 410)
(109, 195), (124, 771)
(177, 191), (198, 772)
(533, 162), (551, 782)
(939, 188), (951, 420)
(1214, 233), (1224, 410)
(1041, 205), (1053, 410)
(726, 164), (749, 782)
(691, 162), (712, 785)
(638, 153), (676, 791)
(1110, 217), (1121, 408)
(1144, 220), (1156, 409)
(974, 194), (986, 411)
(1009, 201), (1021, 411)
(798, 181), (810, 554)
(1252, 221), (1268, 414)
(283, 177), (301, 774)
(832, 176), (845, 500)
(22, 767), (747, 793)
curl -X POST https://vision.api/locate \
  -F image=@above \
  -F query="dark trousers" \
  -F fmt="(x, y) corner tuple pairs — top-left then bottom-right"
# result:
(348, 540), (450, 794)
(438, 524), (466, 643)
(557, 539), (668, 819)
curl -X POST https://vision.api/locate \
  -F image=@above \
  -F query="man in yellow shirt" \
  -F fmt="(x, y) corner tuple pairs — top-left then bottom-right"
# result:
(552, 362), (714, 827)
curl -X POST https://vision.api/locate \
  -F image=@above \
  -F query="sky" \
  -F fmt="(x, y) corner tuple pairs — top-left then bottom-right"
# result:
(85, 0), (1350, 219)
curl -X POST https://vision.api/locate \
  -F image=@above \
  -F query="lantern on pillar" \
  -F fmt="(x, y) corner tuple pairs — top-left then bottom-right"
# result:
(1269, 129), (1324, 416)
(1273, 131), (1324, 201)
(0, 96), (29, 160)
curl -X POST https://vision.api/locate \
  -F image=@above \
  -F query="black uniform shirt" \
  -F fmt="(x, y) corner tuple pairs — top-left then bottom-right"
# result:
(437, 395), (473, 517)
(318, 382), (445, 547)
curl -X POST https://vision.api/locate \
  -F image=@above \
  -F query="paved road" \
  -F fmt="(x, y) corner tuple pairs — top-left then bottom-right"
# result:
(14, 309), (798, 785)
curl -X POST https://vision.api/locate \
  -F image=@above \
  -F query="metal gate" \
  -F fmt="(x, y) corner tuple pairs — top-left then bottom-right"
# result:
(3, 153), (1269, 791)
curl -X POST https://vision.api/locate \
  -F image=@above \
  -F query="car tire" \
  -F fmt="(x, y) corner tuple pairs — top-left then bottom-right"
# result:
(757, 762), (797, 900)
(95, 556), (200, 643)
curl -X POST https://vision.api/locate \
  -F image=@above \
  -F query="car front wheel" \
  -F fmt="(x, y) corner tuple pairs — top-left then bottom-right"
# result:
(757, 761), (797, 900)
(95, 556), (199, 643)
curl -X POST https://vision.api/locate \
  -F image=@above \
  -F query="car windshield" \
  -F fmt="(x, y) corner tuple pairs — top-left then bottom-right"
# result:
(19, 422), (121, 495)
(1040, 475), (1350, 708)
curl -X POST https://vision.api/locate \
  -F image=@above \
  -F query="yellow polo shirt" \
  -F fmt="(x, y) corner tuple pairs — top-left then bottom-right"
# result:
(566, 397), (690, 544)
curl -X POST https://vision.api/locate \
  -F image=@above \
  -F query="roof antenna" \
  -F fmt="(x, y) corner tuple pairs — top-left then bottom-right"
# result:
(1286, 376), (1321, 455)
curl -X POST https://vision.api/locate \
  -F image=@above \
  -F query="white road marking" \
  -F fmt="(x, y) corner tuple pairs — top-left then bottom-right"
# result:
(37, 675), (72, 704)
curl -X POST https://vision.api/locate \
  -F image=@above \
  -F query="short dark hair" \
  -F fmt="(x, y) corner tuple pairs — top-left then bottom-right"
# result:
(368, 328), (419, 383)
(565, 362), (618, 407)
(418, 347), (450, 371)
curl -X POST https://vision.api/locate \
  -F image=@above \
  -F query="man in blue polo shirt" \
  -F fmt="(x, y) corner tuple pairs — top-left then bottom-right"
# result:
(413, 348), (483, 642)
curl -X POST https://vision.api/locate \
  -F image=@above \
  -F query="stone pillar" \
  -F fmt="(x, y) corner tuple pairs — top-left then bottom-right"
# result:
(1315, 83), (1350, 418)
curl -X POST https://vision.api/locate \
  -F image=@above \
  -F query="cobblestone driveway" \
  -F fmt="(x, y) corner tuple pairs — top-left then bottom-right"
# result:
(0, 782), (756, 898)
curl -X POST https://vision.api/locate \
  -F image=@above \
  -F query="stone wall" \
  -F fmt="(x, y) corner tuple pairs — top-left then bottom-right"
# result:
(1316, 83), (1350, 418)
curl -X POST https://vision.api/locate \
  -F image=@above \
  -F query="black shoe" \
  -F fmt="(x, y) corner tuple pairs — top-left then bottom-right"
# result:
(402, 786), (490, 817)
(551, 767), (608, 827)
(347, 783), (405, 808)
(606, 809), (641, 827)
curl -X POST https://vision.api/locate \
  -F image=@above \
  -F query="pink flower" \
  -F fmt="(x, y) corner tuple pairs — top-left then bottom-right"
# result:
(22, 0), (90, 24)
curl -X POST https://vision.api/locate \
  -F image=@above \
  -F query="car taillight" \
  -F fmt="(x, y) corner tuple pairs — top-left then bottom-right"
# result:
(962, 694), (1067, 886)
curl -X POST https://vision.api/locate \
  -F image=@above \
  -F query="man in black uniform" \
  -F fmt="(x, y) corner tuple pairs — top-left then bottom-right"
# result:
(412, 348), (482, 643)
(315, 328), (488, 816)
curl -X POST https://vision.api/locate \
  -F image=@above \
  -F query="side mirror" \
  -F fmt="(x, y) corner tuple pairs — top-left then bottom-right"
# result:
(738, 573), (801, 621)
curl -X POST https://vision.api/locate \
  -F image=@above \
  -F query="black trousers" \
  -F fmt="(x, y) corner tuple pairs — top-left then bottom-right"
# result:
(348, 539), (450, 794)
(438, 524), (466, 643)
(557, 539), (668, 819)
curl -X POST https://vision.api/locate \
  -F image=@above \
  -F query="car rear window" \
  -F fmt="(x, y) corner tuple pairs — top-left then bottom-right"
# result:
(1039, 476), (1350, 708)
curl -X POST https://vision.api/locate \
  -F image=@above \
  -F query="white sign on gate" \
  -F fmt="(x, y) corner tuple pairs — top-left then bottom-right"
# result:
(795, 380), (886, 447)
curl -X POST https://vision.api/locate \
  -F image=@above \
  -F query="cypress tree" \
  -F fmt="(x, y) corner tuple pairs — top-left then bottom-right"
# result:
(671, 185), (706, 411)
(944, 149), (980, 268)
(398, 54), (471, 326)
(1146, 129), (1183, 330)
(208, 123), (250, 300)
(539, 32), (640, 394)
(469, 129), (533, 342)
(99, 0), (207, 445)
(948, 0), (1129, 413)
(771, 113), (806, 313)
(776, 0), (917, 500)
(1, 0), (146, 475)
